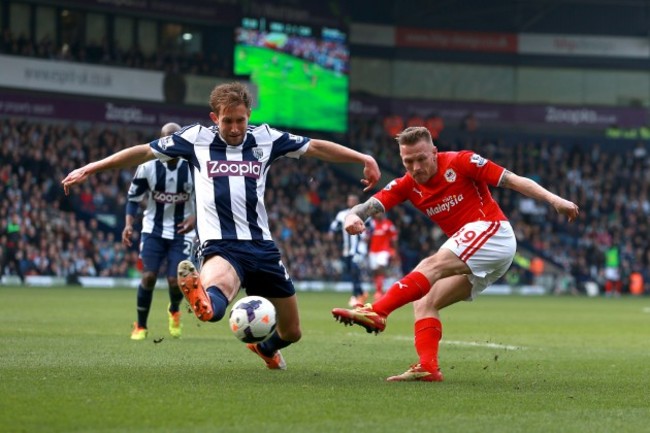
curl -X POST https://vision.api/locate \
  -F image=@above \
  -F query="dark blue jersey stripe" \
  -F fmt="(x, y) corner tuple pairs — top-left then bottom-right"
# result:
(128, 178), (149, 199)
(242, 139), (264, 240)
(188, 165), (198, 236)
(173, 162), (190, 240)
(209, 143), (236, 238)
(152, 162), (166, 237)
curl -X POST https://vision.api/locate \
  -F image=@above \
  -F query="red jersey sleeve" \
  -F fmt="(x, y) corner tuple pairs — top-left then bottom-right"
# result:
(373, 176), (412, 212)
(452, 151), (505, 186)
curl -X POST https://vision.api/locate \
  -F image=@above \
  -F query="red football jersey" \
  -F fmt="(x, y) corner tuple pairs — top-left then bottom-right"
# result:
(369, 218), (398, 253)
(374, 151), (508, 236)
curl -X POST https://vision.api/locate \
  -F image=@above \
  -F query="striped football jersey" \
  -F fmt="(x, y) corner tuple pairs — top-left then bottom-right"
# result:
(149, 123), (310, 242)
(127, 159), (195, 241)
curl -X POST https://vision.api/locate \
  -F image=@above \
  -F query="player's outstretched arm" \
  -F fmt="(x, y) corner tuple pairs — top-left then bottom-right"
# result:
(344, 197), (385, 235)
(499, 170), (580, 222)
(62, 144), (155, 195)
(304, 139), (380, 191)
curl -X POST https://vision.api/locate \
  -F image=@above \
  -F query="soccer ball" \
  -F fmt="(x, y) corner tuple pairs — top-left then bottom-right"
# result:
(228, 296), (277, 343)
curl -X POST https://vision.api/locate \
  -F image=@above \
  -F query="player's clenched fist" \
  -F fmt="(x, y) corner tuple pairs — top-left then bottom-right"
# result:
(344, 213), (365, 235)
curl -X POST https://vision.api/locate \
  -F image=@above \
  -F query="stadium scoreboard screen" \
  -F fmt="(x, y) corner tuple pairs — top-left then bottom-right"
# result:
(234, 17), (349, 133)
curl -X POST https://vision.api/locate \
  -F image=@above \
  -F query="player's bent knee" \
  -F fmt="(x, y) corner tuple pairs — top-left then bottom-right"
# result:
(141, 272), (157, 288)
(416, 256), (458, 282)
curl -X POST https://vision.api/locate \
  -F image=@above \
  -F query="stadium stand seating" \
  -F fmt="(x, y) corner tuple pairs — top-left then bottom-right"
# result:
(2, 114), (649, 295)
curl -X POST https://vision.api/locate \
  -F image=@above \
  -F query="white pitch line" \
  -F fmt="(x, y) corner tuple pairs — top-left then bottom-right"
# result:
(443, 340), (524, 350)
(347, 333), (524, 350)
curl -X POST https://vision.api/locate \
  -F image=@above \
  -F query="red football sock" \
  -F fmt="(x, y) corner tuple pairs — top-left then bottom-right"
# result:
(415, 317), (442, 372)
(605, 281), (612, 293)
(615, 281), (622, 294)
(372, 271), (430, 316)
(374, 275), (385, 294)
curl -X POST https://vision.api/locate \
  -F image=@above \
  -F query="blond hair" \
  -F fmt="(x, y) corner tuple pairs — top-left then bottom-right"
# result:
(396, 126), (432, 146)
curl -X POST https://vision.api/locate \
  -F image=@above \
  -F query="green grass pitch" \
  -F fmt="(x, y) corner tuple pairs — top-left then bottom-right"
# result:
(1, 286), (649, 433)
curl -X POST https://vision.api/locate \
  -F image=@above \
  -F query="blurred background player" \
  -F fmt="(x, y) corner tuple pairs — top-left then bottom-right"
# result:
(1, 213), (25, 285)
(368, 213), (398, 301)
(122, 122), (196, 340)
(329, 193), (368, 306)
(603, 244), (621, 297)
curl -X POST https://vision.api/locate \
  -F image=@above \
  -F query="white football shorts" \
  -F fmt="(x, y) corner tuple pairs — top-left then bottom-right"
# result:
(604, 267), (620, 281)
(441, 220), (516, 299)
(368, 251), (391, 270)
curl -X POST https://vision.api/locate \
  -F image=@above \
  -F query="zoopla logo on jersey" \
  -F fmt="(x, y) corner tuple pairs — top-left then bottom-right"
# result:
(207, 160), (262, 178)
(152, 191), (190, 204)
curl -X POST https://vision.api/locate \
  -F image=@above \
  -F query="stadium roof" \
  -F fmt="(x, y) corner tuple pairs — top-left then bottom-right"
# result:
(349, 0), (650, 36)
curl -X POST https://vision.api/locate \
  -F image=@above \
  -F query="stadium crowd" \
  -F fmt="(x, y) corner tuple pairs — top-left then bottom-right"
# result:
(2, 114), (649, 296)
(1, 29), (648, 294)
